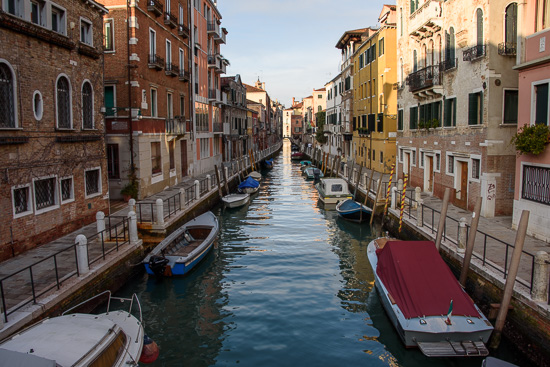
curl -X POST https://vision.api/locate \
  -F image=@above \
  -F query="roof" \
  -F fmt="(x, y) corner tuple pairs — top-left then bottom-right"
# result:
(376, 241), (482, 319)
(314, 87), (326, 92)
(243, 83), (265, 93)
(335, 28), (369, 49)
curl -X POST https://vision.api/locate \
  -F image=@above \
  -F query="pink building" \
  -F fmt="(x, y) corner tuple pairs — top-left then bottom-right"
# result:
(512, 1), (550, 240)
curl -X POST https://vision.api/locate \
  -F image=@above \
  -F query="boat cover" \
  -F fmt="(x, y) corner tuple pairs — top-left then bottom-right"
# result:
(376, 241), (481, 319)
(238, 176), (260, 190)
(265, 159), (273, 166)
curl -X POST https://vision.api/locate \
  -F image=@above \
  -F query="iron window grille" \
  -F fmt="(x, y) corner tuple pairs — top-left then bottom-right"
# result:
(61, 177), (73, 201)
(85, 169), (100, 196)
(82, 82), (93, 129)
(14, 186), (30, 214)
(35, 177), (56, 210)
(522, 165), (550, 205)
(0, 63), (16, 128)
(57, 77), (71, 129)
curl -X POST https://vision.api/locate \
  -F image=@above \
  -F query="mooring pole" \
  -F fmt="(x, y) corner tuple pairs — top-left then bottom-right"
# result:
(222, 165), (230, 196)
(460, 197), (482, 286)
(214, 165), (223, 197)
(371, 178), (383, 226)
(330, 155), (336, 178)
(434, 188), (451, 251)
(490, 210), (529, 349)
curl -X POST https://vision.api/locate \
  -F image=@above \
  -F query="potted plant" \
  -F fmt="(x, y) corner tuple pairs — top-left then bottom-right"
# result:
(120, 168), (139, 201)
(511, 124), (550, 155)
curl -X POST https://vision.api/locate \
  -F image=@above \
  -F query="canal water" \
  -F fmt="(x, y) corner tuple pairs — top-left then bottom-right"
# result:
(117, 141), (521, 366)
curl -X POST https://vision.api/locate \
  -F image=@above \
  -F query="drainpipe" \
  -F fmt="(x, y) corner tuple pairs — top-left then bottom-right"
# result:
(127, 0), (134, 170)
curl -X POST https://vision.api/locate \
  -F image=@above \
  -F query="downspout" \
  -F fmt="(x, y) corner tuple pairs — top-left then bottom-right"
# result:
(127, 0), (134, 170)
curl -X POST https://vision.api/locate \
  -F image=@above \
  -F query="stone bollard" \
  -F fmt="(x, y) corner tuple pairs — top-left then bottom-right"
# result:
(128, 198), (136, 213)
(458, 217), (467, 252)
(155, 198), (164, 226)
(194, 180), (200, 199)
(414, 187), (421, 209)
(75, 234), (89, 275)
(416, 199), (424, 227)
(128, 211), (139, 245)
(224, 166), (229, 180)
(96, 211), (105, 234)
(532, 251), (550, 302)
(391, 187), (398, 210)
(207, 175), (211, 191)
(180, 188), (185, 205)
(397, 179), (403, 192)
(344, 164), (348, 178)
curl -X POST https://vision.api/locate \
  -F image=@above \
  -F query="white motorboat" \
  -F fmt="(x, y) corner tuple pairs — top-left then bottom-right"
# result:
(248, 171), (262, 182)
(315, 178), (352, 206)
(0, 291), (158, 366)
(221, 193), (250, 208)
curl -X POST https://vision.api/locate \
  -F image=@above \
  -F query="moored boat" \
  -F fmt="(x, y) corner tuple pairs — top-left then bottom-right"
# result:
(299, 160), (312, 171)
(248, 171), (262, 182)
(304, 166), (324, 180)
(0, 291), (158, 366)
(144, 211), (220, 276)
(291, 151), (305, 160)
(335, 198), (372, 222)
(263, 158), (274, 170)
(238, 176), (260, 194)
(367, 238), (493, 357)
(315, 178), (352, 206)
(221, 193), (250, 208)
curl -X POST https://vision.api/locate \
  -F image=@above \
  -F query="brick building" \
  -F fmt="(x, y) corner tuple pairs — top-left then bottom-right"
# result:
(0, 0), (109, 260)
(221, 74), (249, 161)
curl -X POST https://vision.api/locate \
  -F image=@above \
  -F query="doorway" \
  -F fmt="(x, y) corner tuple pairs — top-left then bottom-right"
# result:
(455, 161), (468, 209)
(180, 140), (188, 178)
(425, 155), (434, 193)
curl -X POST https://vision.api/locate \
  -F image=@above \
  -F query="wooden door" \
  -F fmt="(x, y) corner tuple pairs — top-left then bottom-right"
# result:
(455, 161), (468, 209)
(427, 156), (434, 192)
(180, 140), (188, 177)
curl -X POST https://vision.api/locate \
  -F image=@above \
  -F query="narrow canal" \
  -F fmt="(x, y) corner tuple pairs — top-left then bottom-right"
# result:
(117, 141), (520, 366)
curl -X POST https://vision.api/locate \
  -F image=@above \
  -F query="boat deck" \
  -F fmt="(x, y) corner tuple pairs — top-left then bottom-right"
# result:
(166, 240), (204, 257)
(163, 226), (212, 258)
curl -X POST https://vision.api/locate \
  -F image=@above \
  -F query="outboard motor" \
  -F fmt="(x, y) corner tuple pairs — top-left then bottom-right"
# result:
(148, 255), (169, 277)
(313, 168), (321, 181)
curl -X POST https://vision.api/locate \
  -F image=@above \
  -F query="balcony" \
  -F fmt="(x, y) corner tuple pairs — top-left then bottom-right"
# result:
(217, 28), (226, 44)
(440, 57), (457, 72)
(213, 122), (223, 133)
(165, 62), (179, 77)
(216, 57), (228, 74)
(165, 116), (187, 135)
(208, 88), (219, 102)
(148, 54), (164, 70)
(164, 12), (177, 28)
(179, 70), (190, 82)
(463, 45), (485, 61)
(207, 53), (219, 68)
(498, 42), (516, 56)
(409, 0), (443, 41)
(408, 65), (443, 95)
(178, 23), (189, 38)
(207, 21), (220, 37)
(147, 0), (163, 17)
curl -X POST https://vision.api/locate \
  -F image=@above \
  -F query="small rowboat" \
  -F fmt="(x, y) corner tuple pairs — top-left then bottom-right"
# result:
(238, 176), (260, 194)
(335, 198), (372, 222)
(248, 171), (262, 182)
(221, 193), (250, 208)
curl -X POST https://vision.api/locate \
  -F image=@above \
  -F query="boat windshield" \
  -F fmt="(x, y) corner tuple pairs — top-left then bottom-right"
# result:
(89, 331), (127, 367)
(331, 184), (343, 192)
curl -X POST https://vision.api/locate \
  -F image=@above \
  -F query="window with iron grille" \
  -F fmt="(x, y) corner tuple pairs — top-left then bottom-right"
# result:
(34, 177), (57, 210)
(13, 186), (31, 216)
(0, 63), (16, 128)
(169, 141), (175, 170)
(57, 76), (71, 129)
(472, 158), (481, 179)
(436, 153), (441, 171)
(82, 81), (93, 129)
(107, 144), (120, 179)
(61, 177), (73, 201)
(151, 142), (161, 174)
(412, 150), (416, 165)
(448, 155), (455, 174)
(522, 165), (550, 205)
(85, 169), (100, 196)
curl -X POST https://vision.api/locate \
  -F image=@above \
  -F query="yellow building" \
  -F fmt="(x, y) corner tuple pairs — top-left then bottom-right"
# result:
(352, 5), (397, 174)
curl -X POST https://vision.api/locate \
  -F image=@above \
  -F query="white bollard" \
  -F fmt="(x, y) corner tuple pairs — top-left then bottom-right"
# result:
(416, 199), (424, 227)
(391, 187), (398, 210)
(397, 179), (403, 192)
(96, 211), (105, 234)
(414, 187), (421, 209)
(207, 175), (211, 191)
(75, 234), (89, 275)
(155, 198), (164, 226)
(532, 251), (550, 302)
(224, 166), (229, 181)
(180, 188), (185, 206)
(458, 218), (467, 252)
(194, 180), (200, 199)
(128, 198), (136, 213)
(128, 211), (139, 245)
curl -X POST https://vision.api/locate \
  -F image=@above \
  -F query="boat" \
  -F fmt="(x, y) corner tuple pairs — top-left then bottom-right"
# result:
(262, 158), (274, 170)
(291, 151), (305, 160)
(248, 171), (262, 182)
(299, 160), (312, 171)
(221, 193), (250, 208)
(144, 211), (220, 276)
(482, 357), (519, 367)
(238, 176), (260, 194)
(367, 238), (494, 357)
(304, 166), (324, 180)
(335, 198), (372, 222)
(315, 178), (352, 206)
(0, 291), (158, 366)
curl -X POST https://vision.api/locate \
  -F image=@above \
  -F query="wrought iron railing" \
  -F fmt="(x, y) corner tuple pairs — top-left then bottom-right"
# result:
(164, 12), (177, 27)
(408, 64), (441, 92)
(440, 57), (457, 72)
(498, 42), (516, 56)
(148, 54), (164, 69)
(463, 45), (485, 61)
(147, 0), (162, 15)
(522, 165), (550, 205)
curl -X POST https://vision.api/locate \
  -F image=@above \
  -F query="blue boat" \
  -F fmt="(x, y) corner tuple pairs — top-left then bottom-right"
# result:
(144, 212), (219, 276)
(335, 198), (372, 222)
(263, 158), (274, 170)
(304, 166), (324, 180)
(238, 176), (260, 194)
(299, 160), (312, 171)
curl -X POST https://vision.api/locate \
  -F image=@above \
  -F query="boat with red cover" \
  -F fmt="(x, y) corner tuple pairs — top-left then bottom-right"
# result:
(367, 238), (493, 357)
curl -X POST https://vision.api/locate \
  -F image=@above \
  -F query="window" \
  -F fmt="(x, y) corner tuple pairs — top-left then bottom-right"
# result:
(534, 83), (549, 125)
(151, 142), (161, 174)
(505, 3), (518, 46)
(149, 29), (156, 59)
(104, 85), (115, 116)
(166, 40), (172, 65)
(536, 0), (550, 31)
(0, 62), (16, 128)
(410, 0), (419, 14)
(179, 48), (184, 74)
(107, 144), (120, 179)
(400, 8), (403, 36)
(448, 155), (455, 174)
(359, 54), (364, 69)
(413, 50), (418, 72)
(179, 95), (185, 117)
(379, 38), (384, 56)
(33, 91), (43, 120)
(12, 185), (31, 217)
(468, 91), (483, 125)
(445, 27), (456, 68)
(151, 88), (157, 117)
(410, 106), (418, 129)
(472, 158), (481, 180)
(167, 92), (173, 118)
(522, 165), (550, 205)
(56, 75), (71, 129)
(377, 113), (383, 132)
(436, 153), (441, 171)
(503, 90), (518, 124)
(80, 18), (92, 45)
(104, 19), (114, 51)
(31, 0), (46, 26)
(420, 151), (425, 168)
(444, 97), (457, 127)
(60, 177), (73, 202)
(476, 9), (483, 49)
(398, 109), (404, 131)
(169, 141), (175, 170)
(34, 177), (57, 211)
(85, 168), (100, 197)
(412, 150), (416, 165)
(7, 0), (23, 17)
(380, 151), (383, 163)
(318, 94), (322, 99)
(82, 81), (93, 129)
(51, 5), (66, 35)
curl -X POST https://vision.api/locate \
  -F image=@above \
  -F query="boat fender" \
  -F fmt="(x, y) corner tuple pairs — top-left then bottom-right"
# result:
(139, 334), (160, 364)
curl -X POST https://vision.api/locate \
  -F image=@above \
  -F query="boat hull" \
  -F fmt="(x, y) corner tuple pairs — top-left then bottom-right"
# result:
(222, 193), (250, 208)
(335, 199), (372, 222)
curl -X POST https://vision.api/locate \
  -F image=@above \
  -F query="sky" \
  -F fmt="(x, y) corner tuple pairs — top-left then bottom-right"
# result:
(216, 0), (392, 108)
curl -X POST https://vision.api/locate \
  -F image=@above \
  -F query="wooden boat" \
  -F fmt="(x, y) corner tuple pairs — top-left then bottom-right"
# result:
(144, 211), (220, 276)
(315, 178), (352, 206)
(263, 158), (274, 170)
(367, 238), (493, 357)
(238, 176), (260, 194)
(291, 151), (305, 160)
(221, 193), (250, 208)
(248, 171), (262, 182)
(0, 291), (158, 366)
(335, 198), (372, 222)
(304, 166), (324, 180)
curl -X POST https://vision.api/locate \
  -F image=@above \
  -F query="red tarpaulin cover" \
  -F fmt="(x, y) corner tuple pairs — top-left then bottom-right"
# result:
(376, 240), (481, 319)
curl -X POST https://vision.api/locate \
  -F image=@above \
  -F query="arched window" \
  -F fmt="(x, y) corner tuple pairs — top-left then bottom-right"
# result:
(0, 62), (16, 128)
(505, 3), (517, 46)
(422, 44), (427, 69)
(82, 81), (93, 129)
(445, 27), (455, 69)
(428, 40), (434, 67)
(413, 50), (418, 72)
(56, 76), (71, 129)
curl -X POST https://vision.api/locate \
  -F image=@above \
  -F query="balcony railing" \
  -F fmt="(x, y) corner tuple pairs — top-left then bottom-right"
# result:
(165, 62), (179, 76)
(178, 23), (189, 38)
(208, 88), (219, 101)
(165, 116), (187, 135)
(147, 0), (163, 16)
(207, 54), (218, 68)
(498, 42), (516, 56)
(213, 122), (223, 133)
(522, 165), (550, 205)
(463, 45), (486, 61)
(440, 57), (457, 72)
(207, 21), (219, 36)
(408, 64), (441, 92)
(179, 70), (190, 81)
(148, 54), (164, 70)
(164, 12), (177, 28)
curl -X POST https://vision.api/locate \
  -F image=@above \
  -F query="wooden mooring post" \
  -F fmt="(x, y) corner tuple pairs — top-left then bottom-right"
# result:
(214, 165), (223, 197)
(371, 178), (383, 225)
(459, 197), (482, 286)
(434, 188), (451, 251)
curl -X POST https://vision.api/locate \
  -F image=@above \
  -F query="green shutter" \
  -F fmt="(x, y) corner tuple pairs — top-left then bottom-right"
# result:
(453, 98), (457, 126)
(535, 84), (549, 125)
(468, 93), (477, 125)
(398, 110), (403, 130)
